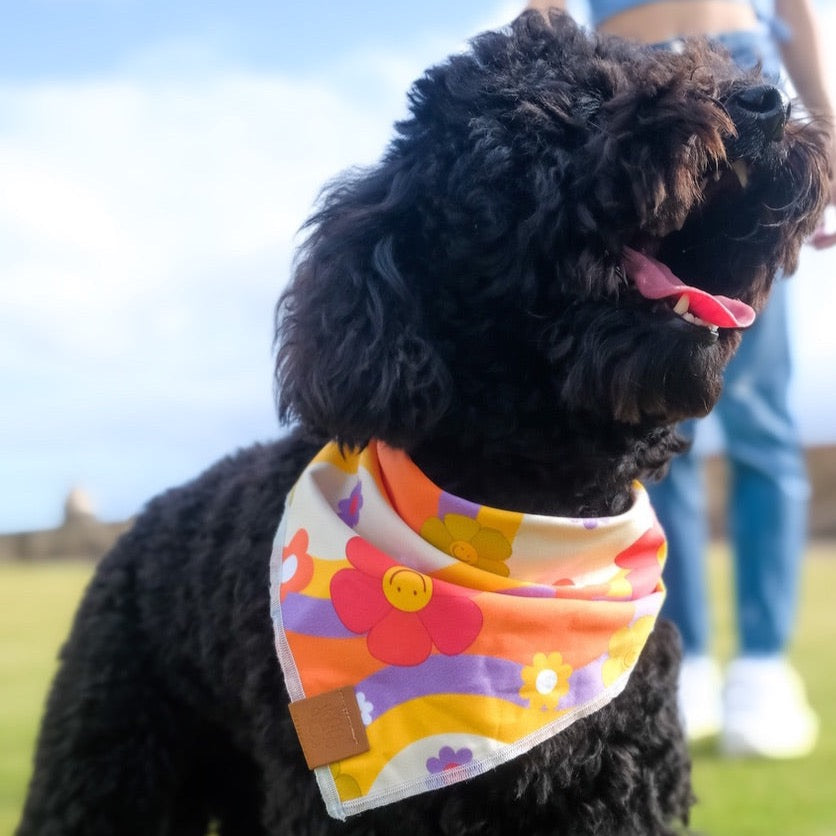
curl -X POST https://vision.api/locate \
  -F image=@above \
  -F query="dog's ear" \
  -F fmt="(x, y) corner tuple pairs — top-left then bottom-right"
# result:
(275, 157), (451, 449)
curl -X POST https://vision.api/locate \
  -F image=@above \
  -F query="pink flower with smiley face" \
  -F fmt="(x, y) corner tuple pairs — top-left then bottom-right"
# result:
(330, 537), (483, 666)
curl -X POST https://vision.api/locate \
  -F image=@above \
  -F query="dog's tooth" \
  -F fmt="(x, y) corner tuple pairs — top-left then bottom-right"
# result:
(732, 159), (749, 189)
(679, 308), (719, 332)
(673, 294), (690, 315)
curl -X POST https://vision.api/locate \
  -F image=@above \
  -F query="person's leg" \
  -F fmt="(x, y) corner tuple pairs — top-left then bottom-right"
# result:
(716, 280), (808, 655)
(715, 281), (817, 757)
(647, 422), (722, 739)
(647, 420), (710, 657)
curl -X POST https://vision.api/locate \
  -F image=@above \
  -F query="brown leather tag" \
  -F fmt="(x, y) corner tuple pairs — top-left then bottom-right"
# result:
(288, 685), (370, 770)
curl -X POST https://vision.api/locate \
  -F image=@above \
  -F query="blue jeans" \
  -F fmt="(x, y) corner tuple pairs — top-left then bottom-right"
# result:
(657, 27), (782, 80)
(648, 281), (809, 656)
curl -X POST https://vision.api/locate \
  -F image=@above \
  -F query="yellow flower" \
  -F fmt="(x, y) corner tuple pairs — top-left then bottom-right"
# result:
(601, 615), (656, 687)
(607, 567), (632, 599)
(421, 513), (512, 576)
(330, 763), (362, 801)
(520, 651), (573, 711)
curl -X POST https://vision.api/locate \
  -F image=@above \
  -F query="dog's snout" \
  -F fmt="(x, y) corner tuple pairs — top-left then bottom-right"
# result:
(727, 84), (788, 142)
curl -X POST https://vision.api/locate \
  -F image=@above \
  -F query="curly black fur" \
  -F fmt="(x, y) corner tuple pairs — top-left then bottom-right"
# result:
(18, 11), (828, 836)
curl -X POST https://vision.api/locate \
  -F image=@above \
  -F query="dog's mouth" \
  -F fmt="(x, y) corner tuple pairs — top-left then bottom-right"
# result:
(622, 159), (758, 336)
(623, 247), (756, 333)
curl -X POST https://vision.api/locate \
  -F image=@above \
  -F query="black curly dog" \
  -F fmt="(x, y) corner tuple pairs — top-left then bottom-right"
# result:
(18, 11), (827, 836)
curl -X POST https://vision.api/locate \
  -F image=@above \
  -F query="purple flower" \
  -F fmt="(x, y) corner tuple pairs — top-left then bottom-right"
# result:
(337, 482), (363, 527)
(426, 746), (473, 774)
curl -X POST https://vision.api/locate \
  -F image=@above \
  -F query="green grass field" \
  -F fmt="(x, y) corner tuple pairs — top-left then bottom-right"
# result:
(2, 546), (836, 835)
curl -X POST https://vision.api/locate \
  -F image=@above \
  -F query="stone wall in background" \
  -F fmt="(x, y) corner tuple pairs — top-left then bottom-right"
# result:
(0, 488), (133, 562)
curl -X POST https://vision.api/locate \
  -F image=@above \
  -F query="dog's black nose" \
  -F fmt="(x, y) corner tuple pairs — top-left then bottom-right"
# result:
(727, 85), (788, 142)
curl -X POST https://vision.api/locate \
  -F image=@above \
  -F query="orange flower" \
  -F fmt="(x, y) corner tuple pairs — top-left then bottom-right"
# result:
(280, 528), (314, 601)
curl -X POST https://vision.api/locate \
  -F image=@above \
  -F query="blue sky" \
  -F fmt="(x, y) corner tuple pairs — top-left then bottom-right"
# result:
(2, 0), (835, 532)
(0, 2), (517, 79)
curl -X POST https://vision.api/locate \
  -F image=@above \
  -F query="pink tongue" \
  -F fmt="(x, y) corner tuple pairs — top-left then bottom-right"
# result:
(623, 247), (756, 328)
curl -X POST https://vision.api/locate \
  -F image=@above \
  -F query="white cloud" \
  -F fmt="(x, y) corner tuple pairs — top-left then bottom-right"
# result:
(3, 5), (836, 531)
(0, 62), (404, 529)
(0, 72), (394, 332)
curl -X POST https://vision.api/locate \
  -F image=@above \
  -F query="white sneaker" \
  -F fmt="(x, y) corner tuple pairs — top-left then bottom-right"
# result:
(677, 655), (722, 741)
(721, 656), (819, 759)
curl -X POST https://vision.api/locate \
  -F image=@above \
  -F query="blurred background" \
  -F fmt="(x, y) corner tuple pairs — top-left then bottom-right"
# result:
(0, 0), (524, 535)
(1, 2), (835, 834)
(1, 0), (835, 535)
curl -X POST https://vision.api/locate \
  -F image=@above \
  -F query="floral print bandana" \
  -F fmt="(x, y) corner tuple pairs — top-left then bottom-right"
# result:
(270, 441), (667, 820)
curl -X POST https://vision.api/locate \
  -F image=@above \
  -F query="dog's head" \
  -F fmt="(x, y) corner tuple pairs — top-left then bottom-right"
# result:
(276, 11), (827, 457)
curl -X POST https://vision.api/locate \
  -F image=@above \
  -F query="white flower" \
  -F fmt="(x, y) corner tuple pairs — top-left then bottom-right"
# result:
(356, 691), (374, 725)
